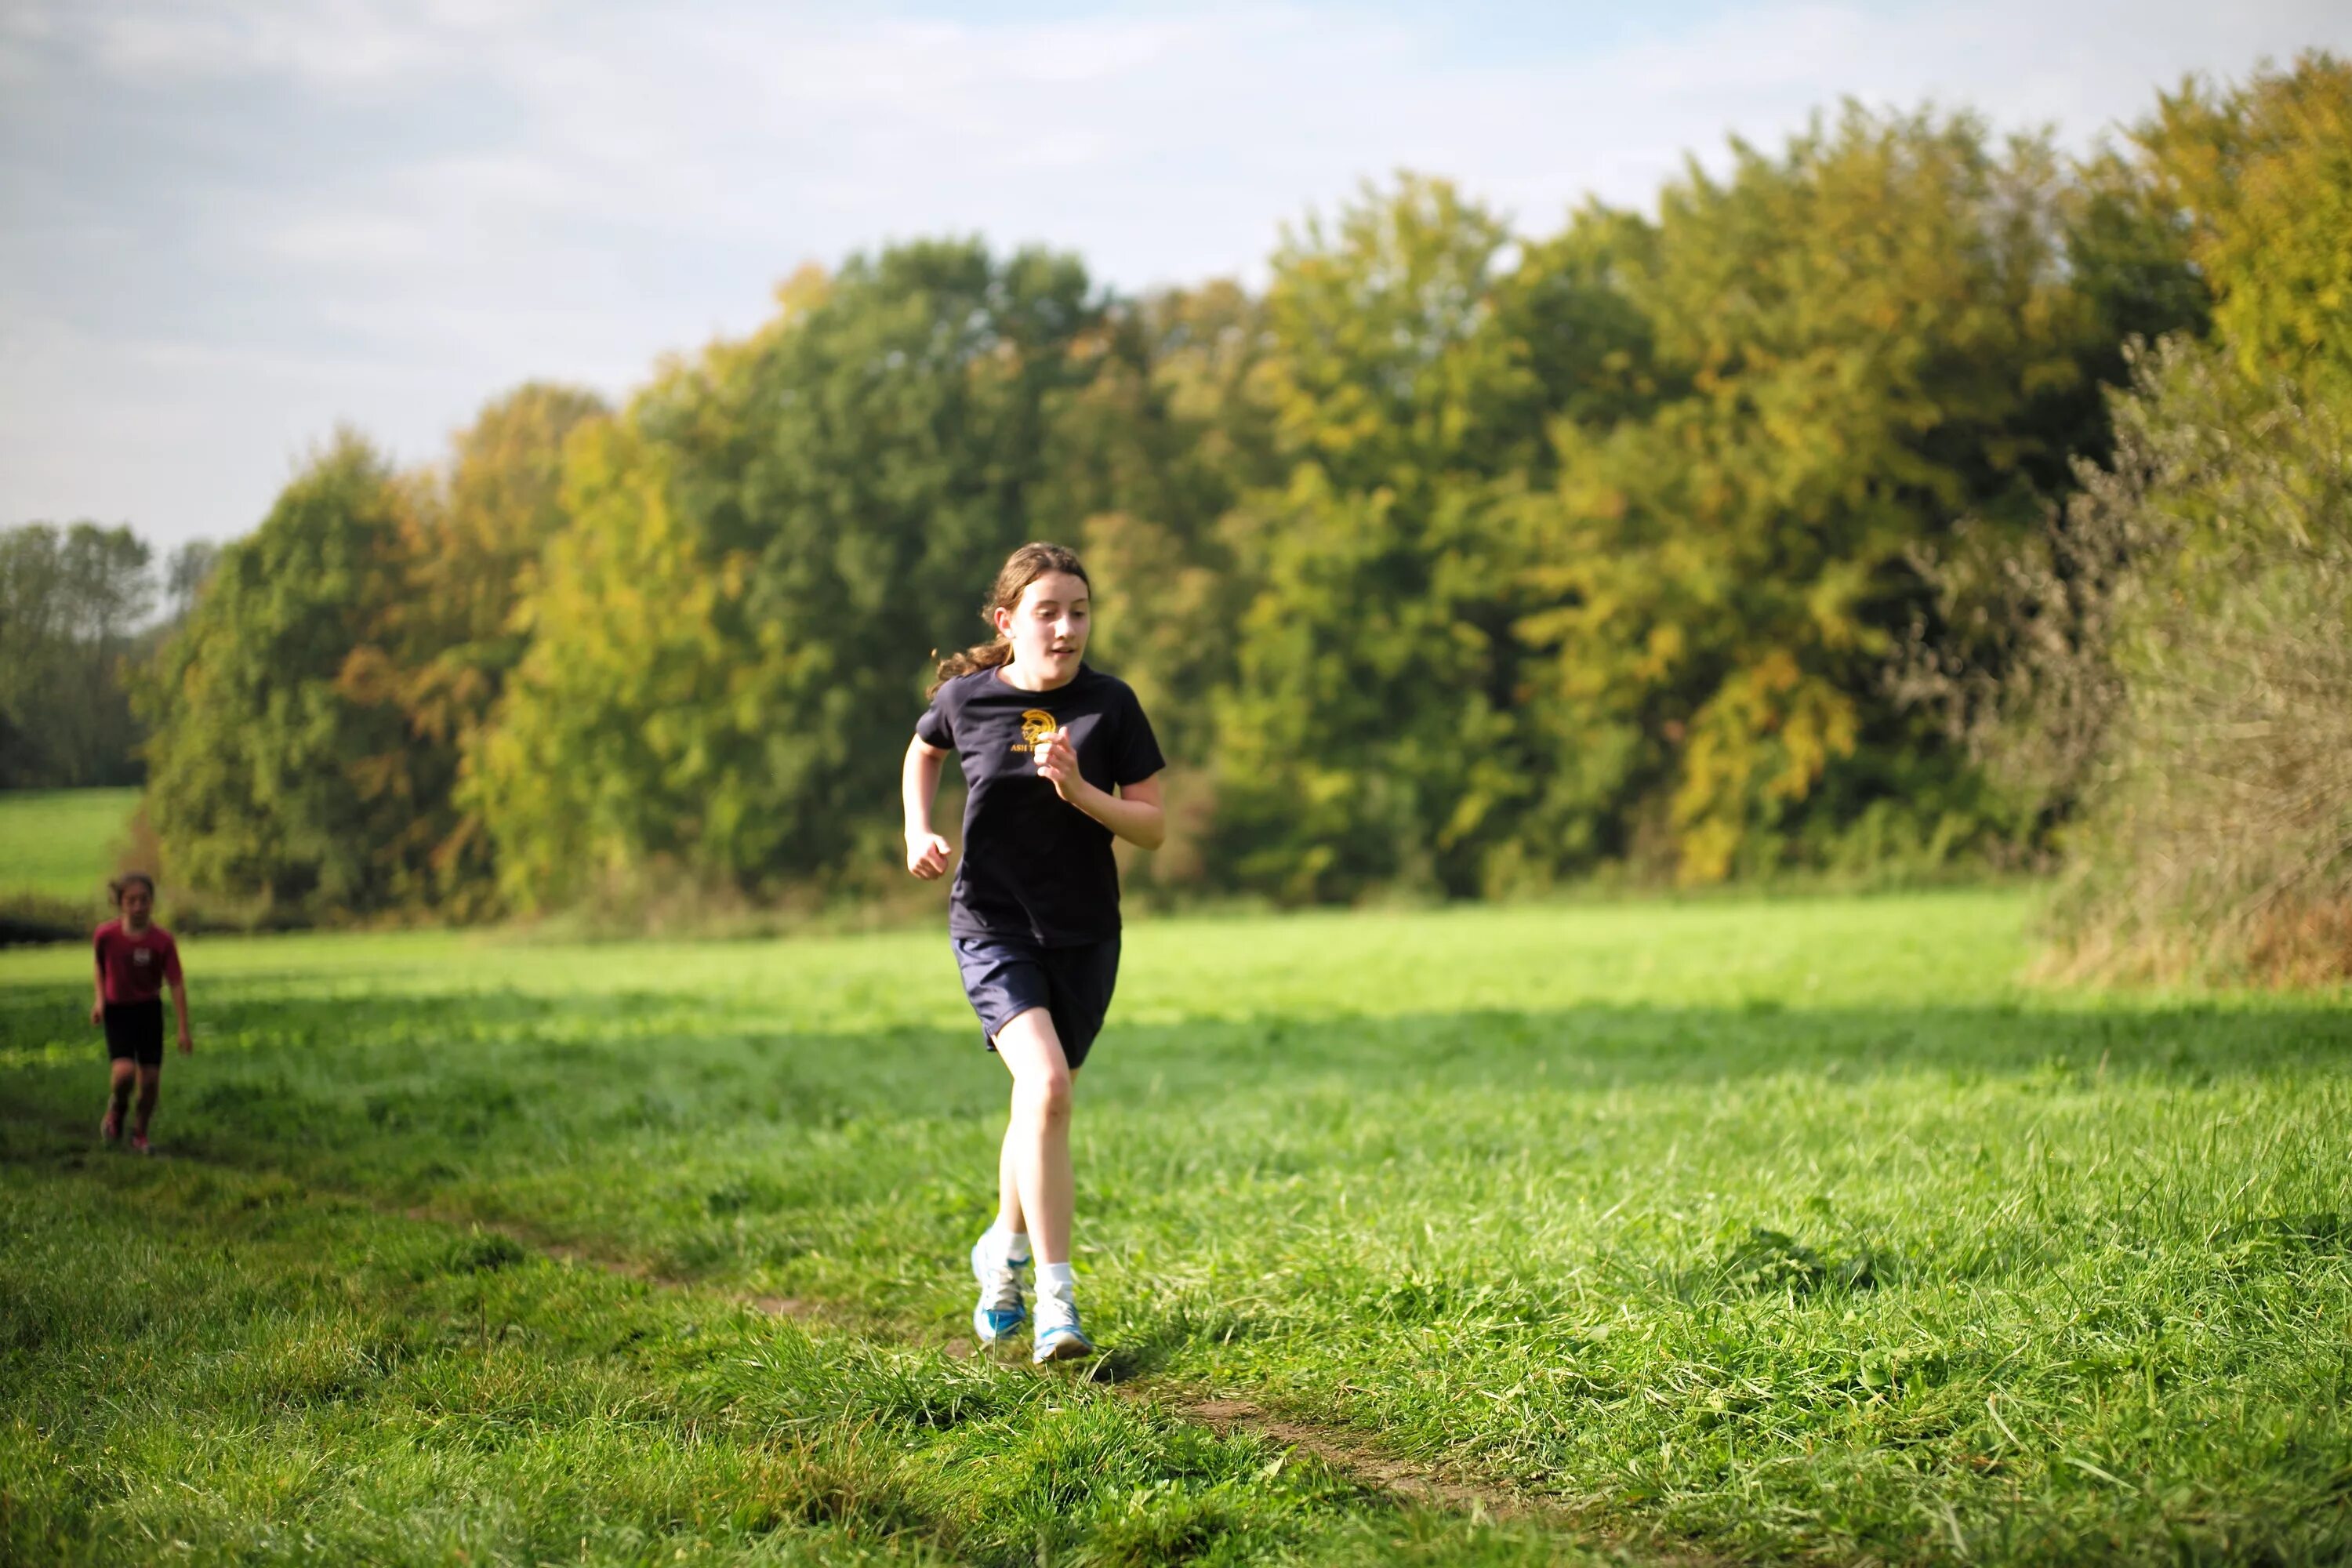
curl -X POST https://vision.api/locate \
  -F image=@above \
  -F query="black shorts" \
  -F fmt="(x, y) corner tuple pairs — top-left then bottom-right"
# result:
(953, 935), (1120, 1070)
(103, 999), (165, 1068)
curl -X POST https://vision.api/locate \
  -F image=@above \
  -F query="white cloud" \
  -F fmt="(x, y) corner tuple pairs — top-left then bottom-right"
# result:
(3, 0), (2349, 546)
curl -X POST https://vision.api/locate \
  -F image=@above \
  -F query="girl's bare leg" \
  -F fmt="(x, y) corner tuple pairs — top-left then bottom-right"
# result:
(132, 1065), (162, 1138)
(991, 1007), (1075, 1265)
(996, 1119), (1026, 1236)
(104, 1059), (134, 1133)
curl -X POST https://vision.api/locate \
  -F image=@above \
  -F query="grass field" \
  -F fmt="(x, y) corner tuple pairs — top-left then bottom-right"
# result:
(4, 890), (2350, 1565)
(0, 787), (139, 903)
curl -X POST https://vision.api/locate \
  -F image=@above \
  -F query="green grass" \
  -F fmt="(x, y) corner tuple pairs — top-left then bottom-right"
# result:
(5, 889), (2350, 1565)
(0, 787), (139, 903)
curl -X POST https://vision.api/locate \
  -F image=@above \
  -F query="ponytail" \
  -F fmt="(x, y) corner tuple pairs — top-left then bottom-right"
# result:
(927, 637), (1016, 699)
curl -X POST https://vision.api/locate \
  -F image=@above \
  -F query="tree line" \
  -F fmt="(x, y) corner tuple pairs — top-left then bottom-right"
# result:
(49, 56), (2350, 974)
(0, 524), (213, 789)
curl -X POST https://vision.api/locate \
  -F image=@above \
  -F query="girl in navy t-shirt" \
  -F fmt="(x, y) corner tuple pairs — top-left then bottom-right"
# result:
(902, 542), (1165, 1362)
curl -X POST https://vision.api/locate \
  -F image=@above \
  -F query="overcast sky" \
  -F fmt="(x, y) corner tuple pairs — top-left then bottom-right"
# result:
(4, 0), (2347, 550)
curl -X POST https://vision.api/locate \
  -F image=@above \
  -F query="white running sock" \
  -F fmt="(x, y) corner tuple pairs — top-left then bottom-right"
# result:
(1036, 1261), (1076, 1302)
(981, 1224), (1029, 1271)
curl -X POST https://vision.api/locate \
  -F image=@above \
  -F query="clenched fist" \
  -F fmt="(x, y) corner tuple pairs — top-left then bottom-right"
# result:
(1033, 729), (1084, 802)
(906, 830), (953, 880)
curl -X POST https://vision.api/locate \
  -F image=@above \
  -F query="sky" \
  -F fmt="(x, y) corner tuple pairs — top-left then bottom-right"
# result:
(3, 0), (2347, 551)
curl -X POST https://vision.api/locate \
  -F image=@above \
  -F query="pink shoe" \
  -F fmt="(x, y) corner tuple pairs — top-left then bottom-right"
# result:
(100, 1110), (122, 1142)
(129, 1131), (151, 1155)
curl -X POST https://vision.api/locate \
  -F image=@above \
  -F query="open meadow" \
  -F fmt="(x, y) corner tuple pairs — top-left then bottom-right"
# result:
(4, 890), (2350, 1566)
(0, 788), (138, 906)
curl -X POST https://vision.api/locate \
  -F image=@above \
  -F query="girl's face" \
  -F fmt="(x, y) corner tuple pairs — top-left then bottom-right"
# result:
(121, 883), (153, 928)
(995, 571), (1089, 686)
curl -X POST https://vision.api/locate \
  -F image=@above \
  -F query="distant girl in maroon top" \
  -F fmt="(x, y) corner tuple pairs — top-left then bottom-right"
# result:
(92, 873), (192, 1153)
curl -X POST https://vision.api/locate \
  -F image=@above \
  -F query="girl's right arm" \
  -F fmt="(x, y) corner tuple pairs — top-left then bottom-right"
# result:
(903, 735), (954, 880)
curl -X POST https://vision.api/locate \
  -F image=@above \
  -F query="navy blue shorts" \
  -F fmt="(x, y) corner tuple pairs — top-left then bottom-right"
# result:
(953, 935), (1120, 1069)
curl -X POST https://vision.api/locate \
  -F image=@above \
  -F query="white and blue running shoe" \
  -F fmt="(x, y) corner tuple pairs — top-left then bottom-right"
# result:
(971, 1232), (1027, 1344)
(1031, 1295), (1095, 1363)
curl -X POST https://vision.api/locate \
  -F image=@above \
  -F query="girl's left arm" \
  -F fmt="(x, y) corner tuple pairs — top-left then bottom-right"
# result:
(1038, 733), (1165, 849)
(1081, 773), (1165, 851)
(169, 976), (192, 1054)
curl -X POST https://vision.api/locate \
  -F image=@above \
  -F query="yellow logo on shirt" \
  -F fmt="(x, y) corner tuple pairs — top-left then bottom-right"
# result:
(1014, 710), (1056, 753)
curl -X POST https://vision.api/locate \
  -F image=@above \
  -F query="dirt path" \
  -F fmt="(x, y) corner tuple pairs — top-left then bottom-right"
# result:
(396, 1200), (1726, 1563)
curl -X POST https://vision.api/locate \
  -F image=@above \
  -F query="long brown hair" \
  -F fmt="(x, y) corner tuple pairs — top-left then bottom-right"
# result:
(927, 542), (1091, 699)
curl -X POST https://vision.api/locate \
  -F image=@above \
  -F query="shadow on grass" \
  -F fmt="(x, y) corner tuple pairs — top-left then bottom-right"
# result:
(1080, 1346), (1154, 1385)
(5, 973), (2350, 1059)
(4, 981), (2350, 1166)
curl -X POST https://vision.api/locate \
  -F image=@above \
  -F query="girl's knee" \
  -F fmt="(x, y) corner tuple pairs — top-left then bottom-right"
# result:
(1018, 1069), (1074, 1122)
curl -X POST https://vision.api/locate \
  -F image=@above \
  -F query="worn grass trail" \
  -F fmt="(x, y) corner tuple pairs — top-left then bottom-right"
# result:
(5, 890), (2351, 1565)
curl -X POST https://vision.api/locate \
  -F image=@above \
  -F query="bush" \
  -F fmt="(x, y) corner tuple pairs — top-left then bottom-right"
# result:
(1906, 340), (2352, 983)
(2049, 354), (2352, 982)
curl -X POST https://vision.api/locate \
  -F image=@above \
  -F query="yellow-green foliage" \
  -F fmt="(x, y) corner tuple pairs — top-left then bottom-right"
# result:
(471, 412), (743, 909)
(1211, 176), (1548, 901)
(476, 244), (1103, 911)
(1520, 107), (2110, 885)
(1214, 114), (2130, 898)
(130, 61), (2352, 922)
(354, 383), (607, 917)
(140, 395), (602, 924)
(2143, 52), (2352, 390)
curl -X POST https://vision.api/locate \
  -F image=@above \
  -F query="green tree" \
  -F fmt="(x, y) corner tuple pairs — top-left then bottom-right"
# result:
(2061, 146), (2209, 407)
(1207, 176), (1557, 900)
(162, 541), (220, 628)
(479, 245), (1102, 909)
(2138, 53), (2352, 391)
(0, 521), (155, 787)
(141, 435), (414, 918)
(1029, 281), (1284, 889)
(466, 412), (736, 907)
(336, 383), (608, 916)
(1037, 285), (1279, 756)
(1515, 107), (2115, 884)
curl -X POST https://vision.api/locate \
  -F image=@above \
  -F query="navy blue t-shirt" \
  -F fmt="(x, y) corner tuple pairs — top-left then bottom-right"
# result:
(916, 664), (1165, 946)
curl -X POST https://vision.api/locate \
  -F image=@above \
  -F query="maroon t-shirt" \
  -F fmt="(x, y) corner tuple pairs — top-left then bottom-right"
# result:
(94, 919), (182, 1006)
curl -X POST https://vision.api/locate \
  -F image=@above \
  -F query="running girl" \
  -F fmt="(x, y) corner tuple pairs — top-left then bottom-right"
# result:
(92, 873), (191, 1152)
(902, 542), (1165, 1362)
